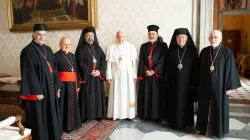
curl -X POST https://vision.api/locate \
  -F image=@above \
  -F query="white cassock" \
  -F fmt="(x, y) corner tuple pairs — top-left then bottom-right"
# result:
(106, 41), (137, 120)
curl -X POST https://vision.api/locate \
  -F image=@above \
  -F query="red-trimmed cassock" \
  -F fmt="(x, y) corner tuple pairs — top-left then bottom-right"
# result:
(75, 43), (107, 121)
(54, 51), (82, 132)
(20, 40), (62, 140)
(137, 41), (168, 120)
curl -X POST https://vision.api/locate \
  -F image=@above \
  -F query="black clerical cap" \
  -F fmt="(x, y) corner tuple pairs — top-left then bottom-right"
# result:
(147, 25), (159, 32)
(169, 28), (195, 49)
(33, 24), (47, 32)
(84, 26), (95, 33)
(174, 28), (188, 36)
(77, 26), (99, 48)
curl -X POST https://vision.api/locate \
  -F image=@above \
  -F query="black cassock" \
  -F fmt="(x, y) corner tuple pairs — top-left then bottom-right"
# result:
(196, 46), (241, 138)
(20, 41), (62, 140)
(54, 51), (82, 132)
(137, 41), (168, 120)
(75, 43), (107, 121)
(166, 45), (198, 129)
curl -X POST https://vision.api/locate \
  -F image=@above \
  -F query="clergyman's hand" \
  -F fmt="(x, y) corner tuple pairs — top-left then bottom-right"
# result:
(149, 70), (155, 76)
(134, 78), (137, 83)
(226, 90), (232, 95)
(94, 70), (100, 76)
(145, 70), (151, 76)
(57, 89), (60, 98)
(36, 95), (44, 100)
(107, 79), (112, 83)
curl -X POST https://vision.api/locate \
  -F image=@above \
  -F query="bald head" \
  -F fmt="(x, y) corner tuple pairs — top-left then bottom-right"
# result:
(60, 36), (72, 54)
(116, 30), (126, 44)
(209, 30), (222, 47)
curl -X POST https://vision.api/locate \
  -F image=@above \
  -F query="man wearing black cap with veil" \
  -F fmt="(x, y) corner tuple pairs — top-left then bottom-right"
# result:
(20, 24), (62, 140)
(75, 26), (106, 122)
(166, 28), (198, 129)
(137, 25), (168, 121)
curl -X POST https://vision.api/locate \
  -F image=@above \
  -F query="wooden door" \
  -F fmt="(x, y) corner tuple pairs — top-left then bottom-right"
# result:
(222, 30), (241, 57)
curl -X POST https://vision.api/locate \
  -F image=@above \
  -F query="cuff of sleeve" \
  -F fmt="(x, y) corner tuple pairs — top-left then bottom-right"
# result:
(20, 95), (38, 100)
(106, 74), (112, 79)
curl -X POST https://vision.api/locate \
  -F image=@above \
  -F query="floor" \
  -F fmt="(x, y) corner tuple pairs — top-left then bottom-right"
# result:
(108, 77), (250, 140)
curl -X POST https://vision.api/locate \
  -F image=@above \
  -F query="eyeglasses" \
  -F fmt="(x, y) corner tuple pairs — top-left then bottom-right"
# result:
(176, 36), (187, 40)
(209, 36), (221, 40)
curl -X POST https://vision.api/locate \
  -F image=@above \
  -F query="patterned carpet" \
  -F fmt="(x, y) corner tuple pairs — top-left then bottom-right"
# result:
(62, 120), (120, 140)
(230, 77), (250, 104)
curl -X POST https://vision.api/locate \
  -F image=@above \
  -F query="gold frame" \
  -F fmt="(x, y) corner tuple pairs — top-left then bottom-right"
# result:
(7, 0), (98, 32)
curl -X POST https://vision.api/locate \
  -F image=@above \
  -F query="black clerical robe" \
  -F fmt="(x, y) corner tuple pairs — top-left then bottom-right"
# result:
(54, 51), (82, 132)
(166, 45), (198, 129)
(20, 41), (62, 140)
(75, 43), (107, 121)
(137, 41), (168, 120)
(196, 46), (241, 138)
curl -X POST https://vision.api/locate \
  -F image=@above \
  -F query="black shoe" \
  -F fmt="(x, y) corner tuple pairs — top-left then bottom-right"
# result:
(96, 118), (102, 122)
(155, 119), (161, 123)
(82, 119), (87, 123)
(198, 131), (206, 135)
(141, 118), (148, 122)
(125, 118), (134, 121)
(66, 129), (73, 133)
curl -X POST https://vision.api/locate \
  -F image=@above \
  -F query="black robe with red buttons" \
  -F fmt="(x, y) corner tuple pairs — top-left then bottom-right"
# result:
(137, 41), (168, 120)
(20, 41), (62, 140)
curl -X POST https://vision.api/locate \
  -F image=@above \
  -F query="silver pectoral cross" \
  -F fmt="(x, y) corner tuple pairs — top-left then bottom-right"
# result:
(71, 67), (74, 73)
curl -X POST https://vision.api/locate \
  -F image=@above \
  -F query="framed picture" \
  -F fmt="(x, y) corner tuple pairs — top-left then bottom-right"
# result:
(7, 0), (98, 32)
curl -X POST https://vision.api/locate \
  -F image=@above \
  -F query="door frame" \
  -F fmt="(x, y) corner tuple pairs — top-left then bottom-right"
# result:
(213, 0), (250, 30)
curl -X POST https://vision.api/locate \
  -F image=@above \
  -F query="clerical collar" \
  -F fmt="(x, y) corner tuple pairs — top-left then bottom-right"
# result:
(117, 42), (124, 45)
(149, 41), (157, 45)
(178, 44), (187, 49)
(60, 50), (69, 55)
(85, 43), (93, 47)
(211, 44), (220, 50)
(33, 40), (44, 46)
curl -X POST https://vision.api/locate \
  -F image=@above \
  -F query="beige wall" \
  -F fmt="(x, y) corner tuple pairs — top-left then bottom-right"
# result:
(0, 0), (195, 76)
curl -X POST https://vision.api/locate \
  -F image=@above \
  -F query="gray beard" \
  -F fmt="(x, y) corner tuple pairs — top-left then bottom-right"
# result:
(86, 41), (94, 45)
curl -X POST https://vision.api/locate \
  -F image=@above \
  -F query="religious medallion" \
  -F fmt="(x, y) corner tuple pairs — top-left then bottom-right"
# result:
(93, 57), (97, 64)
(210, 65), (215, 72)
(178, 63), (183, 70)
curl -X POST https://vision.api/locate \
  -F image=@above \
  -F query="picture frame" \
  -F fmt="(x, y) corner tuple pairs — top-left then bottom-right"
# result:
(7, 0), (98, 32)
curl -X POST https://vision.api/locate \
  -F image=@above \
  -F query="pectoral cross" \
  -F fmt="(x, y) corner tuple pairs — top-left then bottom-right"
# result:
(71, 67), (74, 73)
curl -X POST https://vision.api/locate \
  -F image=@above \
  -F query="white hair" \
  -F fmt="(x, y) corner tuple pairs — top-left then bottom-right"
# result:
(116, 30), (125, 35)
(210, 30), (222, 37)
